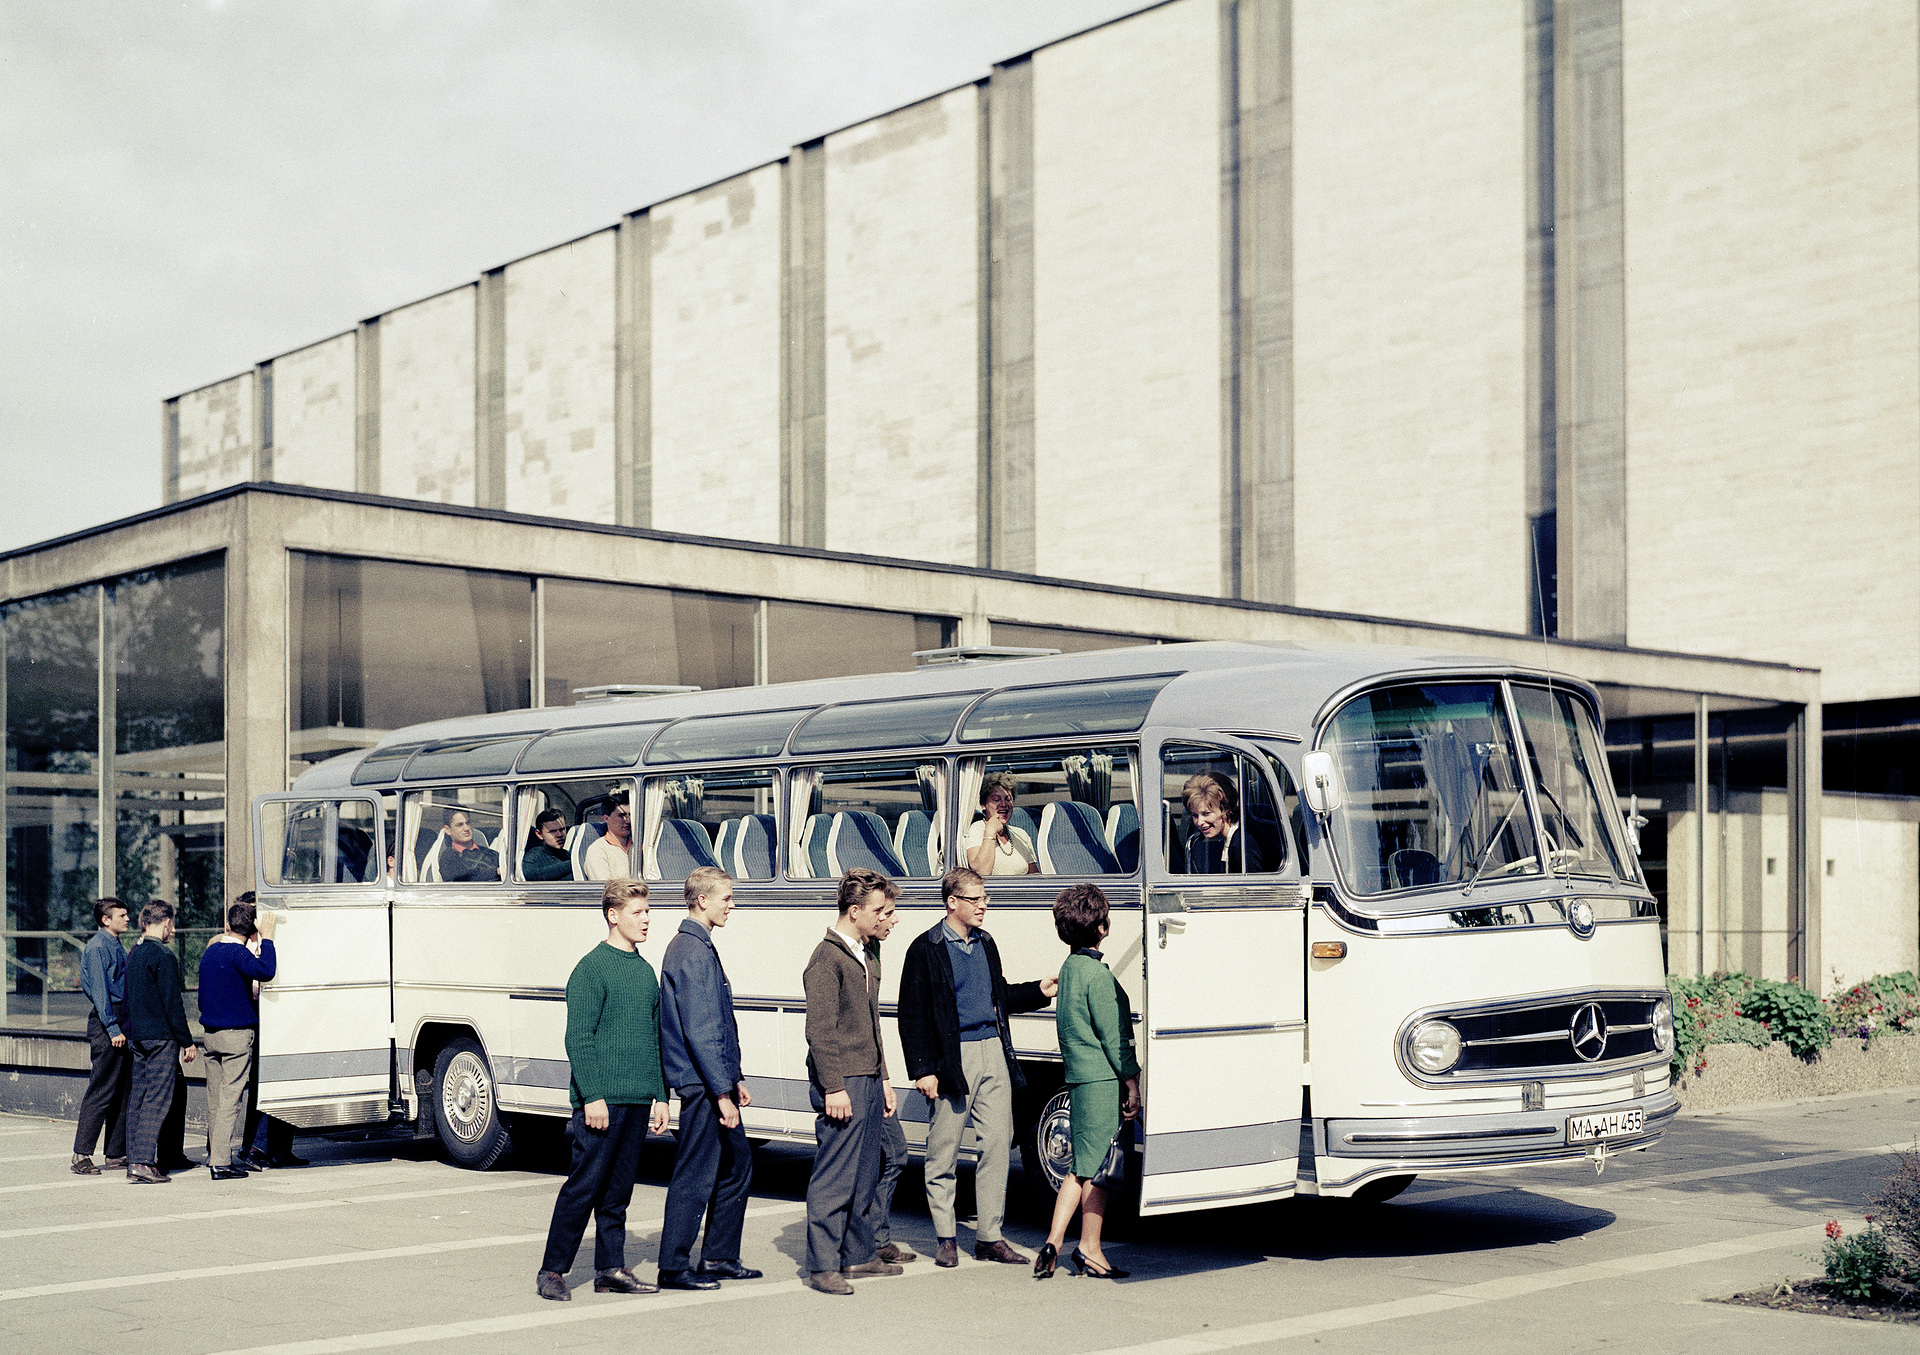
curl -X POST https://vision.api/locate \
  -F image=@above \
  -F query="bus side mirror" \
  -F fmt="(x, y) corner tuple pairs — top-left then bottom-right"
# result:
(1302, 751), (1342, 815)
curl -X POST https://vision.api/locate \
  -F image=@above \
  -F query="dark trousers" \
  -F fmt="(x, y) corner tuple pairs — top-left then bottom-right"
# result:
(866, 1112), (907, 1247)
(128, 1039), (179, 1166)
(659, 1086), (754, 1270)
(804, 1074), (882, 1274)
(541, 1103), (650, 1275)
(73, 1012), (131, 1159)
(242, 1047), (296, 1158)
(161, 1063), (188, 1164)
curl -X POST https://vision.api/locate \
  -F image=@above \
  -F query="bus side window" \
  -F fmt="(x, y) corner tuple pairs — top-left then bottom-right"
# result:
(401, 786), (508, 885)
(1161, 745), (1287, 876)
(957, 746), (1136, 877)
(786, 761), (944, 880)
(514, 778), (637, 883)
(262, 799), (383, 887)
(644, 769), (778, 882)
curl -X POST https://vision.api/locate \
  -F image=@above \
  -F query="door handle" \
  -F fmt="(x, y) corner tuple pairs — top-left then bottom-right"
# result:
(1157, 917), (1187, 948)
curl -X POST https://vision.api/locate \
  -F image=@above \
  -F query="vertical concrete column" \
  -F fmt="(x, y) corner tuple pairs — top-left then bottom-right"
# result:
(782, 142), (828, 549)
(1693, 693), (1708, 978)
(162, 400), (181, 505)
(96, 584), (116, 899)
(355, 319), (382, 495)
(614, 210), (654, 529)
(984, 58), (1036, 574)
(1523, 0), (1558, 634)
(475, 271), (508, 511)
(225, 497), (290, 902)
(1552, 0), (1627, 644)
(254, 361), (276, 483)
(1220, 0), (1295, 603)
(1789, 702), (1823, 990)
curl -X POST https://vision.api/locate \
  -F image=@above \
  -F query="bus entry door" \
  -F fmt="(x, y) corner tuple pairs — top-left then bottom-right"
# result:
(251, 795), (394, 1129)
(1139, 733), (1307, 1215)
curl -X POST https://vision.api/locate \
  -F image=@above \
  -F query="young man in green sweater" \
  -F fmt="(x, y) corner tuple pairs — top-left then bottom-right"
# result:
(537, 879), (671, 1302)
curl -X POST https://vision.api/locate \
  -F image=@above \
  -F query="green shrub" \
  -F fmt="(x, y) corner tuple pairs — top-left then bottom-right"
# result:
(1822, 1220), (1896, 1300)
(1869, 1146), (1920, 1275)
(1831, 971), (1920, 1043)
(1739, 978), (1832, 1059)
(1707, 1015), (1774, 1049)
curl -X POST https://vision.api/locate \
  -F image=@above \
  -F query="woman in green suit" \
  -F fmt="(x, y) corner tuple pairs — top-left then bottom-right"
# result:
(1036, 884), (1140, 1280)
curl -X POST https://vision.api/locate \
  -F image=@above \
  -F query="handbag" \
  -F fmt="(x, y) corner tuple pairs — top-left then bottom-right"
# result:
(1090, 1132), (1128, 1190)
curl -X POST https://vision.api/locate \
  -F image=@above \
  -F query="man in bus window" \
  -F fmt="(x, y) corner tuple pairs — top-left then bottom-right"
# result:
(536, 879), (671, 1302)
(898, 866), (1057, 1268)
(438, 809), (500, 883)
(584, 797), (635, 881)
(657, 866), (760, 1290)
(801, 869), (900, 1295)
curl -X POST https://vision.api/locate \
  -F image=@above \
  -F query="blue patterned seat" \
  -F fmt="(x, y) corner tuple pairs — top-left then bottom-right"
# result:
(1036, 800), (1121, 875)
(828, 810), (907, 876)
(735, 813), (777, 879)
(1105, 803), (1141, 873)
(893, 809), (937, 876)
(656, 818), (719, 880)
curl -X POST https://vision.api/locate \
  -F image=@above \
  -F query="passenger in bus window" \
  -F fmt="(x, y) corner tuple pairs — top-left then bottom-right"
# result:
(1179, 772), (1270, 875)
(584, 798), (634, 881)
(522, 810), (572, 882)
(964, 774), (1039, 875)
(437, 809), (500, 883)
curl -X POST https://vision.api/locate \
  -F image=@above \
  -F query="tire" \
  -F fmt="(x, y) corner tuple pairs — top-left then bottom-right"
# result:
(431, 1037), (513, 1170)
(1018, 1086), (1076, 1216)
(1350, 1173), (1415, 1204)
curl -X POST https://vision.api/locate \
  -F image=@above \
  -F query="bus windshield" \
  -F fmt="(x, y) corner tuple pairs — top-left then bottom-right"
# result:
(1322, 681), (1634, 898)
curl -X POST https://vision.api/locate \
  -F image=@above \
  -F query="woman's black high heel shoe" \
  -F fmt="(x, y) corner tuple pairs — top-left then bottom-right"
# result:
(1068, 1248), (1128, 1279)
(1033, 1242), (1058, 1279)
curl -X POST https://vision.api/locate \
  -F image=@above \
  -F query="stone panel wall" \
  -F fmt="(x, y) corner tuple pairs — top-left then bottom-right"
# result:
(269, 333), (357, 492)
(380, 286), (476, 505)
(172, 374), (254, 501)
(503, 231), (618, 523)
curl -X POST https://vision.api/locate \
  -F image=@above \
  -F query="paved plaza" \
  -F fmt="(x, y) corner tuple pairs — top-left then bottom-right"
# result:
(1, 1088), (1916, 1354)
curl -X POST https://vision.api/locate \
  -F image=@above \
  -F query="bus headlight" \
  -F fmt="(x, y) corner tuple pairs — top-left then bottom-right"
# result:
(1652, 997), (1674, 1053)
(1408, 1020), (1462, 1074)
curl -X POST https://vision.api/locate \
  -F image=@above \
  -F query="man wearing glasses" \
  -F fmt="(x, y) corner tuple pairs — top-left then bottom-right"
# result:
(896, 867), (1058, 1268)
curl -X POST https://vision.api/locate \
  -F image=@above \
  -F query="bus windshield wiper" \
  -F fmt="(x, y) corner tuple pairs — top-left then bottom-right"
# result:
(1460, 792), (1526, 897)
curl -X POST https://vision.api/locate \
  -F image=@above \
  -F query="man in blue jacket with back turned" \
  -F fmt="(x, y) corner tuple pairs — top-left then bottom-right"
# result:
(657, 866), (761, 1290)
(197, 897), (278, 1181)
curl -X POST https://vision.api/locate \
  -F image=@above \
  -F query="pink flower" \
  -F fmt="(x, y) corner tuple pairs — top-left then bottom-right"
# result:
(1826, 1219), (1843, 1240)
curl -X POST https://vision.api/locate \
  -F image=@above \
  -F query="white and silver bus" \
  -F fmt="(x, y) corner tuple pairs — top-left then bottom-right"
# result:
(250, 641), (1676, 1213)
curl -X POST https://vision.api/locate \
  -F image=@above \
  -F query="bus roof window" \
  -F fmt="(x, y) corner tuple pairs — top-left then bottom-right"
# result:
(648, 708), (811, 765)
(352, 743), (422, 786)
(518, 722), (663, 774)
(789, 692), (980, 756)
(959, 675), (1177, 744)
(402, 736), (532, 782)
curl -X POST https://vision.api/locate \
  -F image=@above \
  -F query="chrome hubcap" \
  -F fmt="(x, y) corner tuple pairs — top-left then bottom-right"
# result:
(440, 1051), (492, 1142)
(1037, 1089), (1074, 1193)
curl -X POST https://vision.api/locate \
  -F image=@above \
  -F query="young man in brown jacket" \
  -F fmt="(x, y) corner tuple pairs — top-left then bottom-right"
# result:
(801, 868), (900, 1295)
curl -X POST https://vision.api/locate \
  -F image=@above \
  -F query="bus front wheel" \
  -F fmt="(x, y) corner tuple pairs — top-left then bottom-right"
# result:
(1349, 1174), (1415, 1204)
(432, 1037), (513, 1170)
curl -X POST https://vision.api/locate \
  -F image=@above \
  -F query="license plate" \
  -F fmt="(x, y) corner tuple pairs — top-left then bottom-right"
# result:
(1567, 1107), (1644, 1143)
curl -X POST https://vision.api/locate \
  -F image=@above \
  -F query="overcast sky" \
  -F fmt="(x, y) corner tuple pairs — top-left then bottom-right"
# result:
(0, 0), (1138, 555)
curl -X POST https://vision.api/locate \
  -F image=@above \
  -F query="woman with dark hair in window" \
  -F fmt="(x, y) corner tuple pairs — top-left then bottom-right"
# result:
(522, 809), (573, 882)
(1035, 884), (1139, 1280)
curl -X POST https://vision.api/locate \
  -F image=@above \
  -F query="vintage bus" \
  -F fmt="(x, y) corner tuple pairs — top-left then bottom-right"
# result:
(250, 641), (1676, 1214)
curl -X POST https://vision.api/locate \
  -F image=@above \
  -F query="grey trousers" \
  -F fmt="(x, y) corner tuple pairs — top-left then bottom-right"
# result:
(128, 1039), (179, 1167)
(866, 1112), (908, 1247)
(922, 1038), (1014, 1243)
(201, 1027), (255, 1168)
(805, 1074), (882, 1274)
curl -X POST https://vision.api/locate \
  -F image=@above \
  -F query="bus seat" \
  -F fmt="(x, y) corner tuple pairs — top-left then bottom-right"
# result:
(1036, 801), (1121, 875)
(893, 809), (936, 876)
(566, 822), (604, 882)
(1105, 803), (1141, 873)
(419, 829), (448, 882)
(1390, 848), (1444, 888)
(736, 813), (776, 879)
(799, 814), (832, 879)
(656, 818), (719, 879)
(713, 819), (740, 875)
(828, 811), (907, 877)
(1008, 806), (1039, 846)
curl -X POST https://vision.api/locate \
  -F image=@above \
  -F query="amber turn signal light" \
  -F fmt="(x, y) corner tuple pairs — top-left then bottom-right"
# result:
(1310, 941), (1347, 960)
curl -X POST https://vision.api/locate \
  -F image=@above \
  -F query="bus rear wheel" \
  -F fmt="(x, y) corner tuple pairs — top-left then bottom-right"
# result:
(433, 1037), (513, 1170)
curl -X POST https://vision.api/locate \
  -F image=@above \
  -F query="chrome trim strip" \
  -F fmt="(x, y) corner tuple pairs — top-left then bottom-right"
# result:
(1463, 1030), (1567, 1048)
(1151, 1020), (1304, 1038)
(1359, 1096), (1519, 1107)
(1143, 1182), (1296, 1209)
(1343, 1126), (1558, 1145)
(1393, 988), (1669, 1087)
(1314, 1138), (1661, 1192)
(1213, 728), (1303, 744)
(267, 982), (390, 994)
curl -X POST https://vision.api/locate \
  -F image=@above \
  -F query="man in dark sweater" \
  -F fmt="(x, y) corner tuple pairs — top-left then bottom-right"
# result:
(800, 869), (900, 1296)
(197, 897), (278, 1180)
(898, 866), (1056, 1267)
(124, 902), (196, 1184)
(657, 866), (760, 1290)
(536, 879), (670, 1302)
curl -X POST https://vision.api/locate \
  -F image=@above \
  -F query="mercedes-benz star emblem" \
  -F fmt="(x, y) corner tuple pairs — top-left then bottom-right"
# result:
(1569, 1002), (1609, 1062)
(1567, 899), (1596, 939)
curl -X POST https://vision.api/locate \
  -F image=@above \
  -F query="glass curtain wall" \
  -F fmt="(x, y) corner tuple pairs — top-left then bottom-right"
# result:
(989, 623), (1160, 654)
(766, 603), (951, 684)
(1824, 699), (1920, 987)
(543, 580), (754, 703)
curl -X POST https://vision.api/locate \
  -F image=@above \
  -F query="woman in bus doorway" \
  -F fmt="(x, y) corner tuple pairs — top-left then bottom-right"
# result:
(1036, 884), (1139, 1280)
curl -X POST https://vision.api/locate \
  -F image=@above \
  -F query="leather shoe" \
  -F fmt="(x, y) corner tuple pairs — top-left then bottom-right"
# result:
(126, 1163), (169, 1185)
(593, 1267), (656, 1294)
(806, 1270), (854, 1295)
(695, 1259), (762, 1280)
(102, 1156), (126, 1170)
(209, 1165), (248, 1181)
(236, 1149), (271, 1171)
(842, 1259), (903, 1278)
(70, 1154), (99, 1176)
(934, 1238), (958, 1268)
(874, 1242), (918, 1264)
(975, 1239), (1029, 1264)
(535, 1270), (571, 1302)
(656, 1269), (721, 1292)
